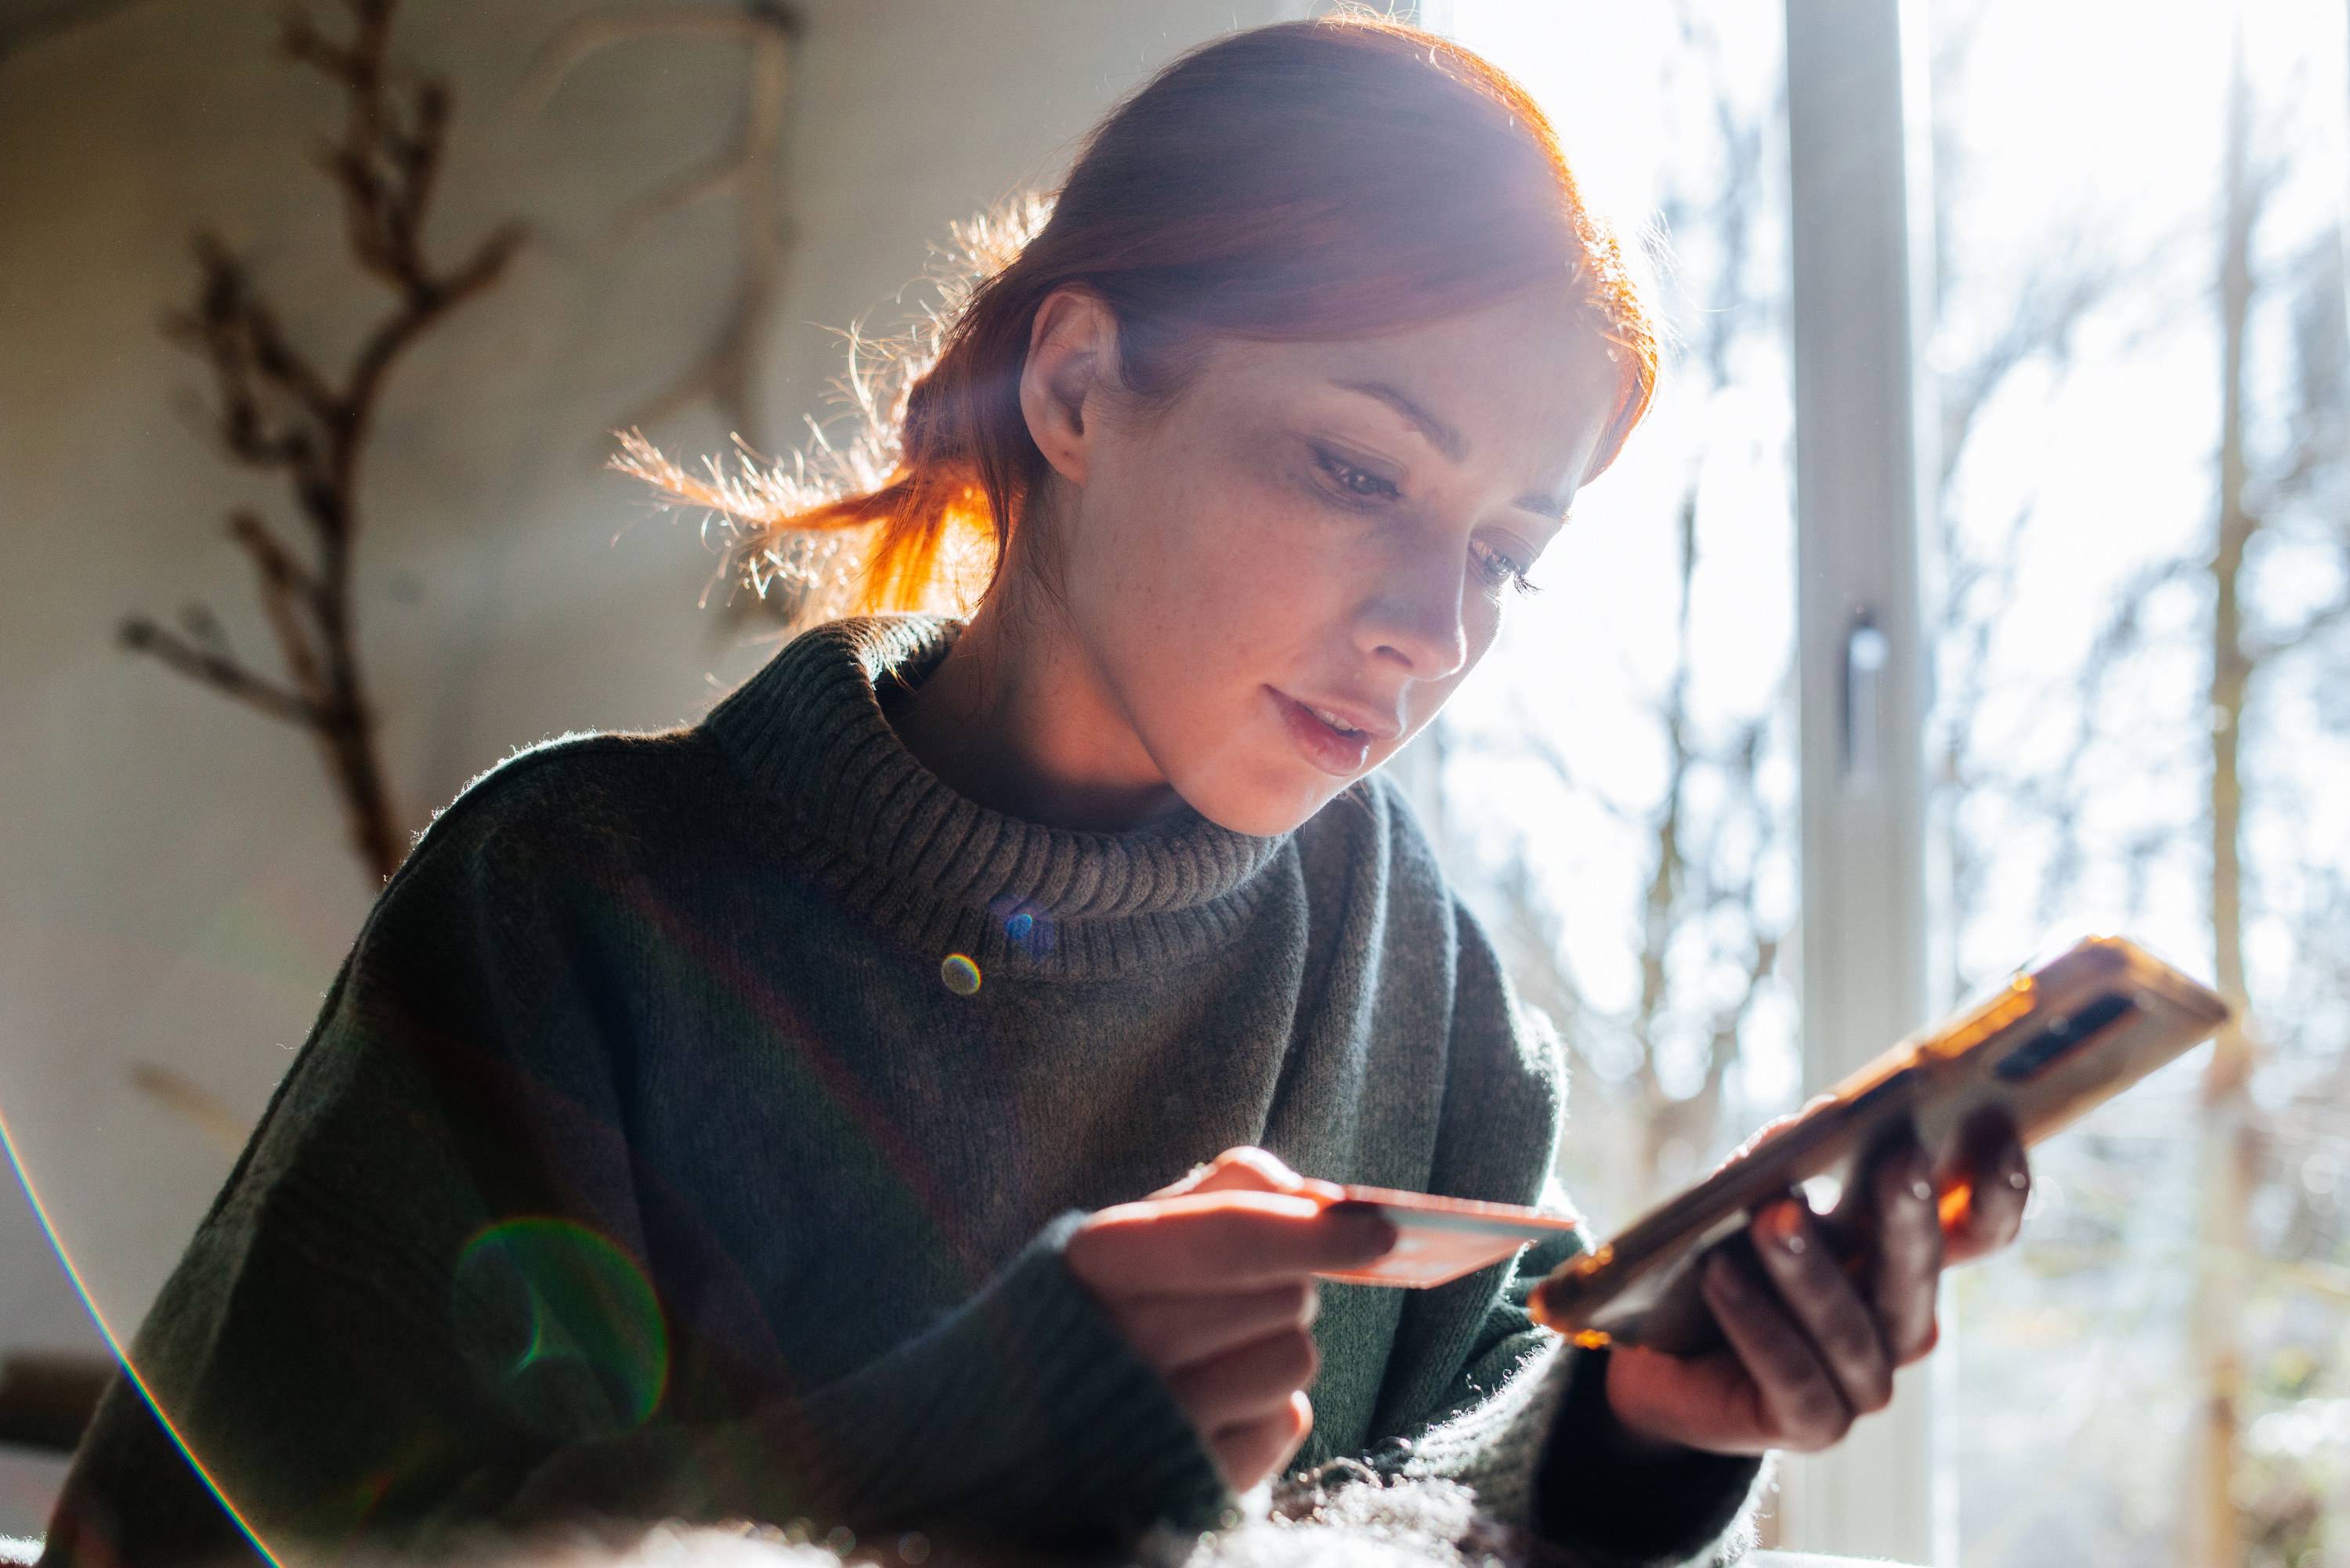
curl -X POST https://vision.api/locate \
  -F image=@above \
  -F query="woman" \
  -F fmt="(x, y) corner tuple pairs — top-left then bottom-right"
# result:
(46, 16), (2024, 1568)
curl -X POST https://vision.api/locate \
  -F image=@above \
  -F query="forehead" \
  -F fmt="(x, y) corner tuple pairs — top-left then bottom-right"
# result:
(1201, 297), (1625, 474)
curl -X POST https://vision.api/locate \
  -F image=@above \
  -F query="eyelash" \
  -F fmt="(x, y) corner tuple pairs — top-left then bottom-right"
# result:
(1312, 446), (1538, 598)
(1314, 448), (1401, 503)
(1470, 539), (1539, 598)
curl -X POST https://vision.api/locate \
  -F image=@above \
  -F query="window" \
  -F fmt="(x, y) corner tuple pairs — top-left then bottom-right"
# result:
(1438, 2), (2350, 1563)
(1930, 2), (2350, 1563)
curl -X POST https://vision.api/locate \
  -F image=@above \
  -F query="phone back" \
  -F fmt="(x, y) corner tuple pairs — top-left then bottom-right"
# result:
(1529, 936), (2230, 1353)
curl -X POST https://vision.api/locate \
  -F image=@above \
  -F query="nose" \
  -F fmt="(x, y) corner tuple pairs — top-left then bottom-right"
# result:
(1355, 533), (1470, 680)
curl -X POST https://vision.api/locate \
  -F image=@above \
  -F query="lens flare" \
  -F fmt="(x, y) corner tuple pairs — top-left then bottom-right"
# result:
(452, 1219), (668, 1440)
(986, 894), (1055, 959)
(0, 865), (987, 1559)
(0, 1104), (286, 1568)
(939, 954), (982, 995)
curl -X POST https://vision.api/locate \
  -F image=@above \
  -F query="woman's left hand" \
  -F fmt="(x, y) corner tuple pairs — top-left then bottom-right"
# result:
(1603, 1118), (2030, 1456)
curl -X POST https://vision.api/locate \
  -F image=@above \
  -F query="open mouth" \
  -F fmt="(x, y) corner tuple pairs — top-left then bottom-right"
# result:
(1271, 688), (1379, 776)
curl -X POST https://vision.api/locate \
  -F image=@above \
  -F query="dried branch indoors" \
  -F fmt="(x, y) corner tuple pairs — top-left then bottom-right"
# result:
(119, 0), (525, 884)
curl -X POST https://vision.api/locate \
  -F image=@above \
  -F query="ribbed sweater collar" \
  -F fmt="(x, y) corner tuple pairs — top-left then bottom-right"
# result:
(703, 614), (1292, 978)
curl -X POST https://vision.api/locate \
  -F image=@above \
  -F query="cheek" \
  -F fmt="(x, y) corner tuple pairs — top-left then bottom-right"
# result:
(1081, 437), (1326, 651)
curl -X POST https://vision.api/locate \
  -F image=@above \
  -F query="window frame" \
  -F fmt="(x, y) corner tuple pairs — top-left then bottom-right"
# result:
(1777, 0), (1943, 1559)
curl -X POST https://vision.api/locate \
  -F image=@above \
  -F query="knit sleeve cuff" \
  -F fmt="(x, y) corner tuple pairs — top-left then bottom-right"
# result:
(1393, 1335), (1576, 1526)
(1531, 1346), (1765, 1568)
(794, 1211), (1229, 1548)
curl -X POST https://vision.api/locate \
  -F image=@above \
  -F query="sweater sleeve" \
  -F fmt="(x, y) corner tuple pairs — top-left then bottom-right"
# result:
(495, 1215), (1225, 1552)
(1388, 1239), (1763, 1567)
(42, 755), (1220, 1568)
(1375, 895), (1762, 1566)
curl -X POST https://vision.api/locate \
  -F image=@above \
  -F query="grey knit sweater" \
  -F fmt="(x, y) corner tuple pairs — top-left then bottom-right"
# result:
(45, 616), (1757, 1567)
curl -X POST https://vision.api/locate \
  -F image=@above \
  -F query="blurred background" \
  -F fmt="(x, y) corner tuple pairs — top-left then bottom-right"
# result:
(2, 2), (2345, 1565)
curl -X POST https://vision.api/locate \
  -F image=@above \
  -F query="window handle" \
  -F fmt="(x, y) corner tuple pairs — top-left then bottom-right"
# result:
(1844, 611), (1889, 792)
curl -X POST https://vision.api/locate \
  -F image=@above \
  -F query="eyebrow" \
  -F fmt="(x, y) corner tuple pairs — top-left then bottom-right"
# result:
(1334, 378), (1467, 463)
(1332, 377), (1571, 522)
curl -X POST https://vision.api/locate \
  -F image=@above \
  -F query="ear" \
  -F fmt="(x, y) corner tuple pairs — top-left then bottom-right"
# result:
(1019, 288), (1119, 488)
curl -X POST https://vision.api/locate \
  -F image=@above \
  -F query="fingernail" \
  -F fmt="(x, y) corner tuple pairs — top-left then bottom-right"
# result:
(1764, 1201), (1808, 1254)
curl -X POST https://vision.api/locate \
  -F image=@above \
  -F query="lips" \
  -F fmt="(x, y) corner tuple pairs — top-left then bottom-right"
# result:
(1270, 688), (1395, 777)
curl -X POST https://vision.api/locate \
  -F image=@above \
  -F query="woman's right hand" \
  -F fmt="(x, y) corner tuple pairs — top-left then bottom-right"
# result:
(1063, 1148), (1396, 1492)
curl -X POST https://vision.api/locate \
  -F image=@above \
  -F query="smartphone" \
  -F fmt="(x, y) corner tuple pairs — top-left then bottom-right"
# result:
(1527, 935), (2230, 1355)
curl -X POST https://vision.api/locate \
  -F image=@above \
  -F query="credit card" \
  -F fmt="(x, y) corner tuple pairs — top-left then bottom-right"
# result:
(1315, 1186), (1584, 1288)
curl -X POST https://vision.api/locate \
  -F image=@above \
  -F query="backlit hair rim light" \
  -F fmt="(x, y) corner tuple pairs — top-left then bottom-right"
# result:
(617, 13), (1659, 623)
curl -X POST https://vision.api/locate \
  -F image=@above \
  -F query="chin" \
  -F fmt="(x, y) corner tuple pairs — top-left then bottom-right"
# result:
(1176, 771), (1355, 838)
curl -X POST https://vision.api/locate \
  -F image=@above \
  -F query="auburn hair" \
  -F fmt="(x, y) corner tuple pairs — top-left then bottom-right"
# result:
(622, 13), (1657, 620)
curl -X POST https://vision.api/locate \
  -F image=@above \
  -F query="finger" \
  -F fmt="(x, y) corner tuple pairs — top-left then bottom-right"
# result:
(1156, 1147), (1337, 1202)
(1152, 1147), (1289, 1199)
(1752, 1200), (1894, 1418)
(1208, 1391), (1314, 1494)
(1069, 1194), (1394, 1295)
(1702, 1248), (1852, 1451)
(1166, 1325), (1319, 1436)
(1866, 1141), (1943, 1364)
(1117, 1280), (1319, 1375)
(1942, 1115), (2030, 1264)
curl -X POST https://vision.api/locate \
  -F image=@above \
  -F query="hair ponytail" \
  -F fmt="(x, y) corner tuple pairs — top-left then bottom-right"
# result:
(622, 16), (1656, 623)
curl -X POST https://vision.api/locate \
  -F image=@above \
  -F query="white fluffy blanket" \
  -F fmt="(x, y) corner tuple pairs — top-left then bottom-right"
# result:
(433, 1471), (1543, 1568)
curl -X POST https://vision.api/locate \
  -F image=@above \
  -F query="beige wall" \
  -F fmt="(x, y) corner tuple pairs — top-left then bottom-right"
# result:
(0, 0), (1306, 1365)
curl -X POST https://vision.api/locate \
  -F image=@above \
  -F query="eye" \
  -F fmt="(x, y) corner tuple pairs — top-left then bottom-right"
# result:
(1470, 538), (1538, 598)
(1314, 447), (1402, 502)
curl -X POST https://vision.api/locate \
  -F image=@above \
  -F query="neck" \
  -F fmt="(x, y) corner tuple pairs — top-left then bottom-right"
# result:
(884, 583), (1182, 833)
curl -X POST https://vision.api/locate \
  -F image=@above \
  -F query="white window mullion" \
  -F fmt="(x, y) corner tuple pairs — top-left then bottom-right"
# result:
(1781, 0), (1941, 1561)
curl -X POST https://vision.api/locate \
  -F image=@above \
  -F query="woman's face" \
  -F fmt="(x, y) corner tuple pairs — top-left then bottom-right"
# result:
(1022, 291), (1627, 837)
